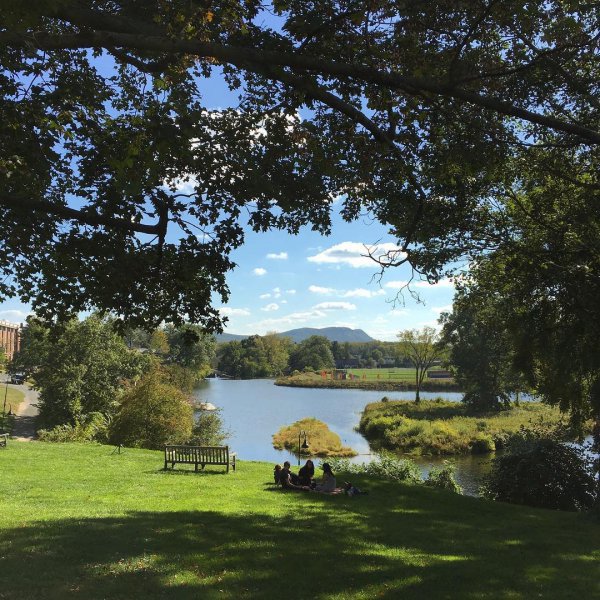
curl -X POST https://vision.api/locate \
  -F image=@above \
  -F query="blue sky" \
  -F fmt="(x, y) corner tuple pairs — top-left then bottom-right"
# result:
(0, 212), (455, 341)
(0, 60), (456, 341)
(214, 210), (455, 341)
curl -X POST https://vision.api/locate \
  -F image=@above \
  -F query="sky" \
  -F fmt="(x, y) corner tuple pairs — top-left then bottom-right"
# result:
(0, 54), (457, 342)
(212, 211), (456, 341)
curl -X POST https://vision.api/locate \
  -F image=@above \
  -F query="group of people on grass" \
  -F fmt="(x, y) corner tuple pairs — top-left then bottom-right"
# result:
(274, 460), (338, 493)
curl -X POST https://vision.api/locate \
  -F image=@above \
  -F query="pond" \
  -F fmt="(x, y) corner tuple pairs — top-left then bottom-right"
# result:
(193, 378), (492, 496)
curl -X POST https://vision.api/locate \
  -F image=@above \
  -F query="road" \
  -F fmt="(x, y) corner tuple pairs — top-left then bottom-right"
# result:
(2, 376), (39, 440)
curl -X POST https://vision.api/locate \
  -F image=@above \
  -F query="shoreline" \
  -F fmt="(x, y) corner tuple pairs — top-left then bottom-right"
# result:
(274, 378), (462, 393)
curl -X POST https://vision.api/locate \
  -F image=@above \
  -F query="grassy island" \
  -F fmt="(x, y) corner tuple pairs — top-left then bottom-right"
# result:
(359, 399), (581, 455)
(272, 417), (357, 457)
(0, 442), (598, 599)
(275, 370), (461, 392)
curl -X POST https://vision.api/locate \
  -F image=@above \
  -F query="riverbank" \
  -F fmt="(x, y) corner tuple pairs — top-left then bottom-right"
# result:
(359, 399), (581, 455)
(275, 372), (461, 392)
(1, 442), (598, 599)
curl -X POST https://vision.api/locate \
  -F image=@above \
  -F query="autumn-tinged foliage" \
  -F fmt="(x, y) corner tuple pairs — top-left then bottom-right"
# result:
(272, 417), (356, 457)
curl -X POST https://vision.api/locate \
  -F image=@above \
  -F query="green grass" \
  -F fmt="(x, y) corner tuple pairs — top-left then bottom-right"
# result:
(0, 442), (599, 599)
(359, 400), (579, 455)
(346, 367), (451, 382)
(276, 371), (460, 392)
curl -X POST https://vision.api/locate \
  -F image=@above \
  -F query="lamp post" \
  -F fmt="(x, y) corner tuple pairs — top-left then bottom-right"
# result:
(297, 430), (309, 466)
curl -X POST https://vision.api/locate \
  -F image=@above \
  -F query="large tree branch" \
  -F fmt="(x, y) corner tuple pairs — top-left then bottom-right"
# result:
(2, 29), (600, 144)
(0, 193), (166, 236)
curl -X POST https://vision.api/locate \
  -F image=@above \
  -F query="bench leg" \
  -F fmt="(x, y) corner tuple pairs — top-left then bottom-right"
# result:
(164, 460), (167, 470)
(195, 463), (198, 472)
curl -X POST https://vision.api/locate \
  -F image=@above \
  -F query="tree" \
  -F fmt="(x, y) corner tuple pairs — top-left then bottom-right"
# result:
(397, 327), (444, 404)
(1, 3), (599, 329)
(288, 336), (335, 372)
(15, 316), (147, 428)
(217, 334), (293, 378)
(165, 324), (216, 380)
(440, 288), (527, 412)
(109, 369), (193, 449)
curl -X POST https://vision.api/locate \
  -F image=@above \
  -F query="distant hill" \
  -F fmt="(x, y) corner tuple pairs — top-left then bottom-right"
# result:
(215, 332), (248, 343)
(215, 327), (375, 344)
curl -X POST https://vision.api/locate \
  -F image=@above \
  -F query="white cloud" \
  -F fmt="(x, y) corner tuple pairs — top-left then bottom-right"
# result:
(432, 305), (453, 315)
(286, 289), (296, 295)
(259, 293), (271, 299)
(384, 280), (409, 290)
(266, 252), (288, 260)
(342, 288), (386, 298)
(0, 309), (30, 322)
(262, 303), (280, 312)
(313, 302), (357, 311)
(308, 285), (336, 295)
(273, 287), (282, 298)
(253, 268), (267, 276)
(250, 310), (327, 331)
(218, 307), (251, 317)
(307, 241), (406, 268)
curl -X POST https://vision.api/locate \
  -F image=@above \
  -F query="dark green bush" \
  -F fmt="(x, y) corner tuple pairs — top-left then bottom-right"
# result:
(482, 438), (597, 511)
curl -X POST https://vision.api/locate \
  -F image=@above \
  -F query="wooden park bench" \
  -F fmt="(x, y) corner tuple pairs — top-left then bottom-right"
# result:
(0, 433), (8, 448)
(164, 445), (236, 473)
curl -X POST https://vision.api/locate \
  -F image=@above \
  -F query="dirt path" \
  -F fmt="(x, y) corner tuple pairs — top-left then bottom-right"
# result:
(6, 378), (39, 441)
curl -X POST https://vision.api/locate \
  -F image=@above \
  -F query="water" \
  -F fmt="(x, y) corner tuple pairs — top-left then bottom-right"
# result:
(193, 378), (491, 495)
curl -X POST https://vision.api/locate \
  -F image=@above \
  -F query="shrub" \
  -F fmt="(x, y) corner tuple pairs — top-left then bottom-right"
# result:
(425, 463), (463, 494)
(470, 434), (495, 454)
(38, 412), (110, 443)
(188, 409), (229, 446)
(482, 438), (597, 511)
(108, 370), (193, 450)
(327, 453), (422, 484)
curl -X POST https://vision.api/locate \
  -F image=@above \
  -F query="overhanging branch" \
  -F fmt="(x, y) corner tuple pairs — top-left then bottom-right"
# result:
(2, 29), (600, 144)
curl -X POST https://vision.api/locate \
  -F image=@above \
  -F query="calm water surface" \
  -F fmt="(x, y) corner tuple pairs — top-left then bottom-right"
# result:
(194, 378), (491, 495)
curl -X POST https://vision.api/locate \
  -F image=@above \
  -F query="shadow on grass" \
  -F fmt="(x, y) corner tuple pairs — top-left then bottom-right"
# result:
(0, 482), (598, 599)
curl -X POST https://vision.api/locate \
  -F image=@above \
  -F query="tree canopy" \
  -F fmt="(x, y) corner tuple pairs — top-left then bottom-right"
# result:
(2, 1), (599, 329)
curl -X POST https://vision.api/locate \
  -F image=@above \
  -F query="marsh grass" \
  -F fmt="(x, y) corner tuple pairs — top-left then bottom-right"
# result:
(272, 417), (357, 457)
(0, 442), (598, 599)
(359, 400), (578, 455)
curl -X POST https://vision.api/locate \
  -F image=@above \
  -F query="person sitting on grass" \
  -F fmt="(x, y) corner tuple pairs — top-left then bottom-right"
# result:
(297, 459), (315, 487)
(313, 462), (337, 493)
(279, 461), (306, 490)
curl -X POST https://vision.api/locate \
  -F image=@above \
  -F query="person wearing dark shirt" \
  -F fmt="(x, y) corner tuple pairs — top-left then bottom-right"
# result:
(297, 459), (315, 487)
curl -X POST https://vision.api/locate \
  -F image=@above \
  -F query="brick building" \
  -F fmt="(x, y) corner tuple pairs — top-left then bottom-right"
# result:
(0, 321), (21, 359)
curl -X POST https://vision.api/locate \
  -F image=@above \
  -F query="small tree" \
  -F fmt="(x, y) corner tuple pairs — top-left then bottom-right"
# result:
(398, 327), (444, 403)
(189, 409), (229, 447)
(109, 370), (193, 450)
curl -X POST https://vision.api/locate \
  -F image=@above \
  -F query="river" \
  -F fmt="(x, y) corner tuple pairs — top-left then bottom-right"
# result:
(193, 378), (492, 495)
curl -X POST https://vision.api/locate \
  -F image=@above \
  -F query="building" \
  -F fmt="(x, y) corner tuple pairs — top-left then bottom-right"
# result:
(0, 321), (21, 360)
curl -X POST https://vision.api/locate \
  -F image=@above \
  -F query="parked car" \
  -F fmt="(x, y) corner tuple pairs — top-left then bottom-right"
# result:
(9, 373), (25, 385)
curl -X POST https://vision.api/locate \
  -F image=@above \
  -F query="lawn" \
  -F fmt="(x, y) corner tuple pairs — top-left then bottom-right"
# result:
(0, 442), (598, 599)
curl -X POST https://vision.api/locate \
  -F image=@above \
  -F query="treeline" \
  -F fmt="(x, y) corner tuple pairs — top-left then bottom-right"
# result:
(216, 335), (409, 379)
(11, 315), (226, 449)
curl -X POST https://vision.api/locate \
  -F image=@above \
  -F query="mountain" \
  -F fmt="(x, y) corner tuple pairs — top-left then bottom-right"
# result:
(215, 327), (375, 344)
(215, 332), (248, 343)
(279, 327), (375, 343)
